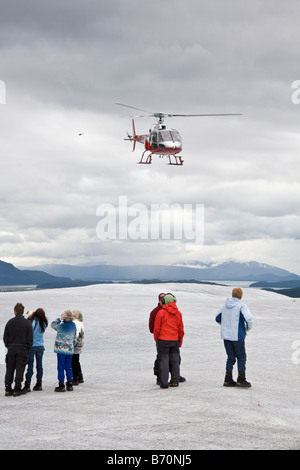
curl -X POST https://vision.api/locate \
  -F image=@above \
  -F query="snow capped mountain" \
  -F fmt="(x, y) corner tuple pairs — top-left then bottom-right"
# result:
(173, 260), (299, 281)
(19, 259), (300, 283)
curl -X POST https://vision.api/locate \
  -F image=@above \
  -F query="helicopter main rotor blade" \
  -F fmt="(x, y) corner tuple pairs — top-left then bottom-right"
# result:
(115, 103), (153, 114)
(170, 113), (242, 117)
(116, 104), (242, 118)
(116, 104), (178, 118)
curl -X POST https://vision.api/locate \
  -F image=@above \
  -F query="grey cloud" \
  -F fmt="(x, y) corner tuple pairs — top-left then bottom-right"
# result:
(1, 0), (300, 272)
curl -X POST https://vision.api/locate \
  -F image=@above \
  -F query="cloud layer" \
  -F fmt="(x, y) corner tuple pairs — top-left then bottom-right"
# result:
(1, 0), (300, 273)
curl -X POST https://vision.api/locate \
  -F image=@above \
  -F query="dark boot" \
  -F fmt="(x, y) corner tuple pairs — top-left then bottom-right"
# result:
(5, 385), (13, 396)
(33, 381), (42, 391)
(22, 381), (31, 393)
(237, 372), (251, 388)
(223, 372), (237, 387)
(78, 374), (84, 384)
(13, 387), (27, 397)
(54, 381), (65, 392)
(169, 382), (179, 387)
(66, 381), (73, 391)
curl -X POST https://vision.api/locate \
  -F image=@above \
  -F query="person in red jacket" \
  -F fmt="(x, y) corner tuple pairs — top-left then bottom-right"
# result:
(154, 293), (185, 389)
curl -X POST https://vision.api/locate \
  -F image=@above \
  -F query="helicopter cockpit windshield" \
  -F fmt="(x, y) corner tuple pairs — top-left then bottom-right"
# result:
(158, 129), (181, 143)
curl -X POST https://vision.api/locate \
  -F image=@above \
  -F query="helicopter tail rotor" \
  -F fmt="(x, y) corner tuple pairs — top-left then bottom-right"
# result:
(125, 118), (145, 151)
(131, 119), (136, 152)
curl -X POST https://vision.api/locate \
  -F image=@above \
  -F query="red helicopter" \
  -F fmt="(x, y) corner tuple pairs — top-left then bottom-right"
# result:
(116, 103), (241, 165)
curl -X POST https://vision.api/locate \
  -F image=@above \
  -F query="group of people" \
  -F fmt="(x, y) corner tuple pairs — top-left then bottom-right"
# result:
(149, 292), (185, 388)
(3, 286), (252, 395)
(149, 287), (253, 389)
(3, 303), (84, 396)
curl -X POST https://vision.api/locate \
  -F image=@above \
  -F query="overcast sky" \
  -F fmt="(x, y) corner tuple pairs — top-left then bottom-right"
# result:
(1, 0), (300, 274)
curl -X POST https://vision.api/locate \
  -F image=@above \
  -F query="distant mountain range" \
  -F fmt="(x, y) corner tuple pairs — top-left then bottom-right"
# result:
(0, 260), (71, 286)
(1, 259), (300, 294)
(19, 260), (300, 283)
(0, 260), (107, 289)
(263, 286), (300, 298)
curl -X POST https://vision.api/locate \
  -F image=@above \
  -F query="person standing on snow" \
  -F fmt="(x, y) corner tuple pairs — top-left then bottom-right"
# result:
(72, 310), (85, 385)
(23, 308), (48, 392)
(149, 293), (165, 384)
(154, 293), (184, 389)
(51, 310), (77, 392)
(3, 303), (33, 396)
(149, 293), (186, 385)
(215, 287), (253, 388)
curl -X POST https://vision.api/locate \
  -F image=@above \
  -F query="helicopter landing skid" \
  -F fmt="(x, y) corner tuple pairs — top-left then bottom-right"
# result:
(168, 155), (184, 166)
(138, 151), (152, 164)
(137, 152), (184, 165)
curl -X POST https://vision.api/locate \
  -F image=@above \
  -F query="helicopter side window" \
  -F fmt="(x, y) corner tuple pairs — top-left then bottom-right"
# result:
(150, 131), (158, 148)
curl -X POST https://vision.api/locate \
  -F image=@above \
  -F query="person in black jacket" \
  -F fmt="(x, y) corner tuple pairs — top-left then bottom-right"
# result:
(3, 303), (33, 396)
(149, 293), (165, 384)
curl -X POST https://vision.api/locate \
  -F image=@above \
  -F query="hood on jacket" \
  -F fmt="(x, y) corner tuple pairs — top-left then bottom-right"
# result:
(162, 302), (178, 315)
(225, 297), (242, 309)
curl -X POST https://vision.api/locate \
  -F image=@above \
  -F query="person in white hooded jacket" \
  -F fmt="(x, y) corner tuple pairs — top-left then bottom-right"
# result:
(215, 288), (252, 388)
(72, 310), (84, 385)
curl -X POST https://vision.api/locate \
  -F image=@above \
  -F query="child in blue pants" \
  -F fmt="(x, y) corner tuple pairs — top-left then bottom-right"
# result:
(51, 310), (77, 392)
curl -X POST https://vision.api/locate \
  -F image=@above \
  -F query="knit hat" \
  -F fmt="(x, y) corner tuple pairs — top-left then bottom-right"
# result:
(158, 293), (166, 302)
(163, 293), (176, 305)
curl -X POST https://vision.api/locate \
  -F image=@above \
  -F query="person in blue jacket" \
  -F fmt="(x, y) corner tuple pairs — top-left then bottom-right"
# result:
(23, 308), (48, 392)
(51, 310), (77, 392)
(215, 287), (253, 388)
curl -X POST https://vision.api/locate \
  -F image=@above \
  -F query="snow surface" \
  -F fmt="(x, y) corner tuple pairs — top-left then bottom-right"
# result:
(0, 282), (299, 450)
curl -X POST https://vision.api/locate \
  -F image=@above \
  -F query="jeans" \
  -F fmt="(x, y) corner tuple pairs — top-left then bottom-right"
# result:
(156, 339), (180, 387)
(57, 353), (73, 382)
(223, 339), (247, 373)
(25, 346), (45, 383)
